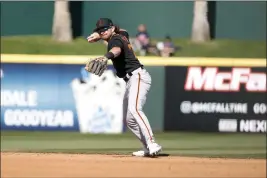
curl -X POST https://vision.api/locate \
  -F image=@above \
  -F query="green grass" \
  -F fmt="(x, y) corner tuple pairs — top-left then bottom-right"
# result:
(1, 36), (266, 58)
(1, 131), (266, 159)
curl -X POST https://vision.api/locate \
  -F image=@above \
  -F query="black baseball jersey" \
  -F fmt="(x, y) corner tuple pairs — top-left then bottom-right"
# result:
(107, 31), (143, 78)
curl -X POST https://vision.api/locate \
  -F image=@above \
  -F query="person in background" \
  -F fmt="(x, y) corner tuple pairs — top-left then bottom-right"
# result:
(156, 35), (179, 57)
(130, 24), (159, 56)
(135, 24), (150, 56)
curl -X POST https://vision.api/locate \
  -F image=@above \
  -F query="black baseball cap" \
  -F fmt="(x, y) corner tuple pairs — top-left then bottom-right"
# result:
(93, 18), (114, 32)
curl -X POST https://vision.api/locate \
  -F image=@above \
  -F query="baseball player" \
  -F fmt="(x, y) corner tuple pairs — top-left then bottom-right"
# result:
(85, 18), (162, 157)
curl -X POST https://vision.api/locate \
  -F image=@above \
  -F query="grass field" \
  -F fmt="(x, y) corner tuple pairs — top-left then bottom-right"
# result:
(1, 36), (266, 58)
(1, 131), (266, 159)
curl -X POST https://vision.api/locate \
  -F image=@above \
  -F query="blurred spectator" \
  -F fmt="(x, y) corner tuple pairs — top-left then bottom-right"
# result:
(130, 24), (159, 56)
(135, 24), (150, 56)
(156, 35), (180, 57)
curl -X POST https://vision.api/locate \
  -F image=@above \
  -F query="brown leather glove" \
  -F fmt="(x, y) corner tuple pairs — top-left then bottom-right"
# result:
(85, 56), (108, 76)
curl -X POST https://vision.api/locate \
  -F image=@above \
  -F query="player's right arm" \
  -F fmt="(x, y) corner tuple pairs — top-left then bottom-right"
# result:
(87, 32), (108, 46)
(87, 32), (101, 43)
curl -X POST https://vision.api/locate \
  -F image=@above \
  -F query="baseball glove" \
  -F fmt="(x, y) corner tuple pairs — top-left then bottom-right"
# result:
(85, 56), (108, 76)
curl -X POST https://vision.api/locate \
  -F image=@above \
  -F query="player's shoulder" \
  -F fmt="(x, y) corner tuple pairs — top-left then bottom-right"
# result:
(110, 29), (129, 41)
(109, 35), (122, 44)
(108, 29), (130, 45)
(111, 34), (129, 43)
(119, 30), (129, 39)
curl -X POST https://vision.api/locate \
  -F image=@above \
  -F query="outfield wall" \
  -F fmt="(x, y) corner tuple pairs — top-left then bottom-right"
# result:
(1, 54), (266, 133)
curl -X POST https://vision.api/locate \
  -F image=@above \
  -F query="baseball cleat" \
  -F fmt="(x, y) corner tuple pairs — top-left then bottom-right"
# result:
(132, 149), (150, 157)
(148, 143), (162, 156)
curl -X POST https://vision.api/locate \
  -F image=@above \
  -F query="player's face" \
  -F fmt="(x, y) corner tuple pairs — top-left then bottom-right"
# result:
(98, 27), (113, 40)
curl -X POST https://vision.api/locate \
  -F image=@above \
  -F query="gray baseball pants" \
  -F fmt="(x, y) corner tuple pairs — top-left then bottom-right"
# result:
(123, 67), (155, 149)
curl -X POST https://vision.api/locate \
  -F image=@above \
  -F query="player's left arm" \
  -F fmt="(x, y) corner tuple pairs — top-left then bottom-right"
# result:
(104, 39), (123, 59)
(108, 47), (121, 58)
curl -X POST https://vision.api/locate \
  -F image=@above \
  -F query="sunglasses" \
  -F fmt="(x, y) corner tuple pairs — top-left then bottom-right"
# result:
(97, 26), (112, 34)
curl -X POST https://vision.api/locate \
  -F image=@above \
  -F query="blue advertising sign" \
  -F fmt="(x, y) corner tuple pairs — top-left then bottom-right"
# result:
(1, 63), (126, 133)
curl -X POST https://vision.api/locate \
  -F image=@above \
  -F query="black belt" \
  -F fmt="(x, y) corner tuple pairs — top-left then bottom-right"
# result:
(123, 66), (144, 82)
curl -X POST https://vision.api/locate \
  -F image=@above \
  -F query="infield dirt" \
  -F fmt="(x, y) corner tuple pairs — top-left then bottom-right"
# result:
(1, 152), (266, 178)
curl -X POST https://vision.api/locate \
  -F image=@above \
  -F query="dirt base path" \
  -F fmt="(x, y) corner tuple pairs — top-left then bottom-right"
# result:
(1, 152), (266, 178)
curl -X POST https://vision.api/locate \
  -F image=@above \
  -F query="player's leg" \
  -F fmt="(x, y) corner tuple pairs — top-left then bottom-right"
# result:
(127, 69), (162, 155)
(124, 83), (149, 156)
(126, 113), (149, 156)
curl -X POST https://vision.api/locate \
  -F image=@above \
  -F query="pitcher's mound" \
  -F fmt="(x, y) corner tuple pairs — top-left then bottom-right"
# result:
(1, 152), (266, 178)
